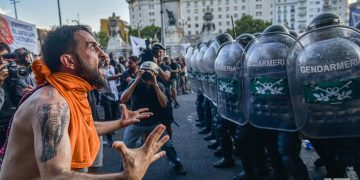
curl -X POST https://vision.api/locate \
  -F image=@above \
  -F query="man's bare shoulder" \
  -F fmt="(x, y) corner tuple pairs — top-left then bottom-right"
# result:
(15, 85), (69, 124)
(25, 85), (67, 109)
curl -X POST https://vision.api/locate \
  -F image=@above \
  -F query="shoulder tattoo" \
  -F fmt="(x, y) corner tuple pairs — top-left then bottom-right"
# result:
(36, 103), (69, 163)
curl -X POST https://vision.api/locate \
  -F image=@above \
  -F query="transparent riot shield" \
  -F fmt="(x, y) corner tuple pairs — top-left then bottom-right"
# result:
(243, 33), (297, 131)
(204, 40), (221, 104)
(287, 26), (360, 138)
(214, 41), (246, 125)
(189, 48), (200, 93)
(196, 44), (208, 94)
(185, 46), (193, 72)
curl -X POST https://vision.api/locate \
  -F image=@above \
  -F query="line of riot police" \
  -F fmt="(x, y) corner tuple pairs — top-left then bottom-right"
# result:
(185, 13), (360, 180)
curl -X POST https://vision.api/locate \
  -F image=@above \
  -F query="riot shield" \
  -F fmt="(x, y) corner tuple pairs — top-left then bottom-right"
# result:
(287, 25), (360, 138)
(189, 48), (200, 93)
(243, 32), (298, 131)
(214, 41), (246, 125)
(203, 40), (221, 104)
(196, 44), (208, 94)
(185, 46), (194, 72)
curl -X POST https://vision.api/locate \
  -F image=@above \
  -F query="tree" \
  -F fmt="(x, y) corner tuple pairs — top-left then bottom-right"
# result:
(228, 15), (272, 37)
(128, 25), (161, 42)
(95, 32), (109, 50)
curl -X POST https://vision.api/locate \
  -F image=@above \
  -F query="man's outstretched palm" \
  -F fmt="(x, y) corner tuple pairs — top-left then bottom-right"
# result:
(119, 104), (153, 128)
(113, 125), (169, 180)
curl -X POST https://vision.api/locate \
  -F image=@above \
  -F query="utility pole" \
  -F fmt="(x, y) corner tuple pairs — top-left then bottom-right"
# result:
(160, 0), (165, 47)
(57, 0), (62, 26)
(137, 22), (141, 38)
(77, 12), (80, 24)
(10, 0), (20, 19)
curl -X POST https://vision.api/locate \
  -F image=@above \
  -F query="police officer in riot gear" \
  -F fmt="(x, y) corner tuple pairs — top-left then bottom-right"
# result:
(232, 33), (270, 180)
(287, 13), (360, 178)
(243, 25), (309, 180)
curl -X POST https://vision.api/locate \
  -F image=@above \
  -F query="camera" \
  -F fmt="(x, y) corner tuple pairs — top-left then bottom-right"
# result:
(1, 53), (17, 60)
(142, 71), (153, 81)
(7, 61), (30, 79)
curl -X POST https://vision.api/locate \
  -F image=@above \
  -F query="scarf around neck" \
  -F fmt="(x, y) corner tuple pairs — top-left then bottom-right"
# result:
(32, 60), (100, 169)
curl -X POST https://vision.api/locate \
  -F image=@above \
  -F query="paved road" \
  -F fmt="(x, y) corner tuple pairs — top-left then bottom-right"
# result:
(97, 93), (358, 180)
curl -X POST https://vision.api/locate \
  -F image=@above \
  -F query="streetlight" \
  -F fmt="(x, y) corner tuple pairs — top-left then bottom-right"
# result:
(9, 0), (20, 19)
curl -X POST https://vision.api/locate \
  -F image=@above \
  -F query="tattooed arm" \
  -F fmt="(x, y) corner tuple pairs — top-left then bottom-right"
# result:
(33, 102), (166, 179)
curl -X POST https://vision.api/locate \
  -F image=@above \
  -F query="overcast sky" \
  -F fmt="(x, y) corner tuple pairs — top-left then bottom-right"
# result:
(0, 0), (130, 32)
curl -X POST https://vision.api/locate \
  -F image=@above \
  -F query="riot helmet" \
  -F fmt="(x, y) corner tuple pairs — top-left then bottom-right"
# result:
(215, 33), (233, 46)
(263, 24), (289, 34)
(253, 32), (262, 37)
(236, 34), (256, 48)
(307, 12), (343, 31)
(289, 30), (299, 38)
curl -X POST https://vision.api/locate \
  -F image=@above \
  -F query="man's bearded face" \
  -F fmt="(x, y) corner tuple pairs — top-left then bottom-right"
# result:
(75, 54), (106, 89)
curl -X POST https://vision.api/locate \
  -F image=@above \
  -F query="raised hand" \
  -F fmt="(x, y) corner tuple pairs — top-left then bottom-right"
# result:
(112, 125), (169, 180)
(119, 104), (153, 128)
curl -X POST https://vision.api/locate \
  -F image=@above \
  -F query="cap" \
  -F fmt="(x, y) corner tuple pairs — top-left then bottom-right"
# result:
(140, 61), (159, 75)
(152, 43), (165, 50)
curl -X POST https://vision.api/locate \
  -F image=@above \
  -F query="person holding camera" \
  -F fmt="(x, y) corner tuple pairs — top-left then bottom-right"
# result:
(0, 25), (168, 179)
(0, 42), (11, 146)
(120, 61), (186, 175)
(14, 48), (36, 87)
(0, 46), (9, 93)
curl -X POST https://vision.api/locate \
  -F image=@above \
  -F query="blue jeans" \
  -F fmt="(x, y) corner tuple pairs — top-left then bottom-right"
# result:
(123, 123), (182, 166)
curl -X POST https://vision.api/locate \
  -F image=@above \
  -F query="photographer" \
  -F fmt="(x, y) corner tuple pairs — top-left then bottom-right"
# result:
(120, 61), (186, 175)
(0, 42), (11, 146)
(14, 48), (36, 88)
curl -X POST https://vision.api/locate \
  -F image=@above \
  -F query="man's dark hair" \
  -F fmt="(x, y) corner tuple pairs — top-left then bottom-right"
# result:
(0, 42), (11, 53)
(41, 25), (93, 72)
(129, 56), (139, 62)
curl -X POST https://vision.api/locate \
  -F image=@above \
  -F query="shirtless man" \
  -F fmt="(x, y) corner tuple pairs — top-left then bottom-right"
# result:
(0, 25), (169, 179)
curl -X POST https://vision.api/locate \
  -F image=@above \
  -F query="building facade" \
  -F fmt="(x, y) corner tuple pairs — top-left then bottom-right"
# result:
(273, 0), (356, 32)
(127, 0), (274, 36)
(127, 0), (356, 35)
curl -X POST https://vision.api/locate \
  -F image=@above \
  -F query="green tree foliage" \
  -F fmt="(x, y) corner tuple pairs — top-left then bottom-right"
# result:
(228, 15), (272, 37)
(128, 25), (161, 41)
(95, 32), (109, 49)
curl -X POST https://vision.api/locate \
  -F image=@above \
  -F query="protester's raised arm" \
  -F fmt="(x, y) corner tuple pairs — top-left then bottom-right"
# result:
(94, 105), (153, 135)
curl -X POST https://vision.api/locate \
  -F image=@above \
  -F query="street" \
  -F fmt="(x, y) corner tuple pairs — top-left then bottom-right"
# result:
(97, 93), (358, 180)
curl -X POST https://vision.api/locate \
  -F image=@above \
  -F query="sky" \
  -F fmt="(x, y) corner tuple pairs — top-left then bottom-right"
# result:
(0, 0), (130, 32)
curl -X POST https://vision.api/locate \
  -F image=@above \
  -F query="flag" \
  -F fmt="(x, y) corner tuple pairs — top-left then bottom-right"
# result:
(130, 36), (146, 56)
(349, 3), (360, 26)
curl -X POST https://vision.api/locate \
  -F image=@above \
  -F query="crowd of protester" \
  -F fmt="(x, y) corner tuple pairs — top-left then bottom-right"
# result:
(0, 25), (190, 179)
(2, 12), (359, 180)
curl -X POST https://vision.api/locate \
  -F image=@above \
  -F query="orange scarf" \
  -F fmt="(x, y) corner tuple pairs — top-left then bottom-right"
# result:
(32, 60), (100, 169)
